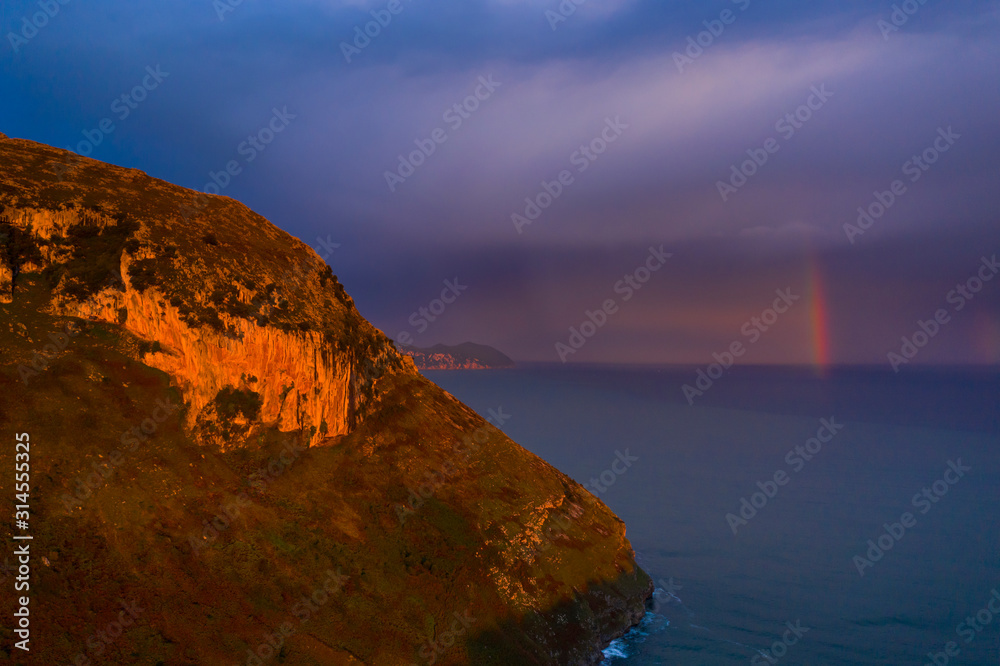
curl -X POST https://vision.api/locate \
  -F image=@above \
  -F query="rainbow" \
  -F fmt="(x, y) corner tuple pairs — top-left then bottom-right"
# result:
(808, 256), (831, 376)
(972, 311), (1000, 364)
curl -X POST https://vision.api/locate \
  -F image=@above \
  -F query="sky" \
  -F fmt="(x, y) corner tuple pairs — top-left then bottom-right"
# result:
(2, 0), (999, 366)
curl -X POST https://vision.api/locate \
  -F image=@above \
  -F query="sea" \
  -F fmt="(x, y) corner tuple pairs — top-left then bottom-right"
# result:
(425, 364), (1000, 665)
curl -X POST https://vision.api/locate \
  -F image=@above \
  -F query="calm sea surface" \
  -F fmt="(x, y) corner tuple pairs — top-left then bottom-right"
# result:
(425, 364), (1000, 665)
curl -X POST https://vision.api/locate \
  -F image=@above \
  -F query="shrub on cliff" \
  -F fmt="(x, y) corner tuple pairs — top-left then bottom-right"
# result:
(213, 387), (263, 421)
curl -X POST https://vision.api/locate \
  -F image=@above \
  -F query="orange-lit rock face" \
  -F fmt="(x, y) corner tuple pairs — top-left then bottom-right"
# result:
(70, 282), (354, 437)
(0, 257), (11, 303)
(2, 200), (410, 443)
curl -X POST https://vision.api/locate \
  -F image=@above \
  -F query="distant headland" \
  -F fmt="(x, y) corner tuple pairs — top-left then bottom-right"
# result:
(401, 342), (515, 370)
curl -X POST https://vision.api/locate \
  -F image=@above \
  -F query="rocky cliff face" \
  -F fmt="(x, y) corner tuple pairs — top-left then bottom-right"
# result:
(0, 255), (12, 303)
(0, 134), (651, 665)
(0, 152), (411, 444)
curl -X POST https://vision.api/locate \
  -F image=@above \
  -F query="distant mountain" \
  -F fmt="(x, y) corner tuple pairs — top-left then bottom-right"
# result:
(401, 342), (515, 370)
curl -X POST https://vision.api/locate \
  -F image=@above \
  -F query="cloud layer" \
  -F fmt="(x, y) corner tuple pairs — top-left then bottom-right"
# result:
(2, 0), (998, 364)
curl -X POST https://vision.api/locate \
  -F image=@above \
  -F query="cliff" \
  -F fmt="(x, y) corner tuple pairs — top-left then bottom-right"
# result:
(0, 134), (651, 665)
(0, 178), (402, 444)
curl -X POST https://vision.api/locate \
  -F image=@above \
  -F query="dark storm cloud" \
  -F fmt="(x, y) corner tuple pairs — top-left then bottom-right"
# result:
(2, 0), (998, 364)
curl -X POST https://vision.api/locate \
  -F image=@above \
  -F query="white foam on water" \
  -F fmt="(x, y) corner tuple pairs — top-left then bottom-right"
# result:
(600, 610), (669, 663)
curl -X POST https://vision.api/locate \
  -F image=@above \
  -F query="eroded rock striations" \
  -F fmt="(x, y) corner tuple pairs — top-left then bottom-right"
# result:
(0, 134), (651, 665)
(0, 198), (399, 444)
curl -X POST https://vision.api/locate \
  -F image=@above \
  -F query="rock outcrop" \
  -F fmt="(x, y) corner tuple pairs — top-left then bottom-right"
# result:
(0, 166), (410, 442)
(0, 254), (12, 303)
